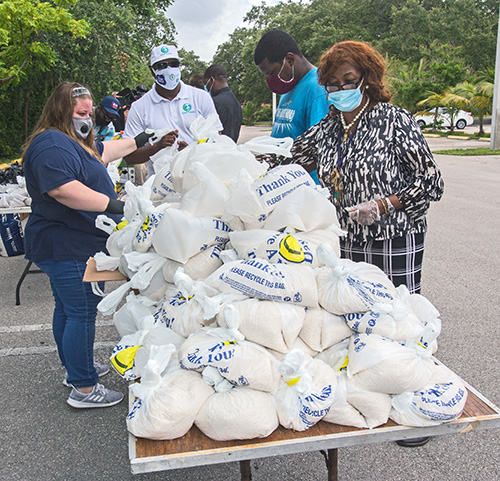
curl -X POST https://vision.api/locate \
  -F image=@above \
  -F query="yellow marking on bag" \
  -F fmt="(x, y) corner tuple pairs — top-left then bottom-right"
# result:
(141, 216), (150, 232)
(111, 345), (142, 376)
(279, 234), (305, 263)
(222, 340), (237, 346)
(197, 138), (208, 144)
(286, 376), (301, 387)
(338, 355), (348, 372)
(114, 220), (128, 231)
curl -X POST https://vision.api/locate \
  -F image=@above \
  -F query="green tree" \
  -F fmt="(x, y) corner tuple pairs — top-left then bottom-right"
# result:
(454, 81), (493, 135)
(388, 58), (432, 113)
(0, 0), (175, 158)
(213, 26), (267, 105)
(418, 86), (470, 133)
(179, 49), (208, 84)
(213, 0), (496, 107)
(242, 101), (260, 126)
(417, 92), (444, 130)
(0, 0), (89, 86)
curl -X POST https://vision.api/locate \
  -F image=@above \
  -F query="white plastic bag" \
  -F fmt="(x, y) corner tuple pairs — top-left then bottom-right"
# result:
(112, 292), (157, 337)
(263, 185), (343, 233)
(224, 164), (316, 230)
(97, 252), (168, 315)
(299, 307), (352, 352)
(390, 365), (468, 427)
(179, 305), (281, 392)
(229, 228), (343, 268)
(195, 367), (279, 441)
(127, 345), (213, 440)
(322, 372), (368, 428)
(153, 269), (219, 338)
(206, 257), (318, 308)
(169, 115), (267, 194)
(93, 251), (121, 272)
(274, 349), (337, 431)
(151, 208), (231, 263)
(317, 340), (368, 428)
(150, 163), (180, 202)
(316, 243), (396, 315)
(102, 217), (137, 258)
(162, 244), (223, 283)
(342, 300), (423, 341)
(109, 317), (183, 380)
(179, 162), (230, 217)
(238, 135), (293, 157)
(348, 333), (436, 394)
(216, 298), (305, 354)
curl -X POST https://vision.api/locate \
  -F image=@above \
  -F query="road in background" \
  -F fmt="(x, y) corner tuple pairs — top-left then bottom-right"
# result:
(1, 130), (499, 480)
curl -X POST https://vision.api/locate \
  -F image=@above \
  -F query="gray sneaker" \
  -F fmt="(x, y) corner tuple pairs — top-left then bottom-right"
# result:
(67, 383), (123, 409)
(63, 362), (110, 387)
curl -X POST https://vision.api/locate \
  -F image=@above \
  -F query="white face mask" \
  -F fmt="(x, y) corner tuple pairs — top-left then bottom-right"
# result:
(155, 66), (181, 90)
(72, 117), (93, 139)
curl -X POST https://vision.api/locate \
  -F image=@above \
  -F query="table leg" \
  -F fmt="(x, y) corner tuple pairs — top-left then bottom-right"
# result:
(16, 260), (33, 306)
(326, 448), (338, 481)
(240, 459), (252, 481)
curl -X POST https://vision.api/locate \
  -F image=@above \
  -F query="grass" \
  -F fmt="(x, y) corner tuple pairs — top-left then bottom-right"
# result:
(434, 148), (500, 156)
(422, 129), (490, 139)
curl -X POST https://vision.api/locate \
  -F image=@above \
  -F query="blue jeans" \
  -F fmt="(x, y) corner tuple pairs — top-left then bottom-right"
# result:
(35, 259), (103, 388)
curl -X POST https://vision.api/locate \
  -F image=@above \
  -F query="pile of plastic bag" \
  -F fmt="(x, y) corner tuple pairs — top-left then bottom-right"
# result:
(0, 162), (31, 209)
(93, 115), (467, 441)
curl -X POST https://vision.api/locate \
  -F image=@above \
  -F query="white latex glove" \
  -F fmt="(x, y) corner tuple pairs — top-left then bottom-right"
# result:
(346, 200), (381, 226)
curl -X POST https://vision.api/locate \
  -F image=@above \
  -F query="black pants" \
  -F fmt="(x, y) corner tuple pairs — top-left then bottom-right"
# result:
(339, 232), (425, 294)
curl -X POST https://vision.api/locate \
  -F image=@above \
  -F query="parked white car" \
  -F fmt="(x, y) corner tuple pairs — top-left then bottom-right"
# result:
(415, 108), (474, 130)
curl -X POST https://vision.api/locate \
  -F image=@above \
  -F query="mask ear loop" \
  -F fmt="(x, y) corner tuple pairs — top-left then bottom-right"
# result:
(277, 57), (295, 84)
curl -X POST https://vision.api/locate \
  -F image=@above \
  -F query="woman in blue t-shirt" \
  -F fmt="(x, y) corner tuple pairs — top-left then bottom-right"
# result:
(21, 81), (168, 409)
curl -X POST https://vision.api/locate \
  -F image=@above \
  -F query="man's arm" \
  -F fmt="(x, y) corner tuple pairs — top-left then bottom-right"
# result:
(123, 130), (180, 165)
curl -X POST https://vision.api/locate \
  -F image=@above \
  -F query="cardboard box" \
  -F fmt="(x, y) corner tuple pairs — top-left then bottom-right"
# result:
(83, 257), (127, 282)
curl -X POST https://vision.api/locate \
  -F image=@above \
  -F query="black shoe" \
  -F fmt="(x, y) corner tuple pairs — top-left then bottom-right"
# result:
(395, 437), (430, 447)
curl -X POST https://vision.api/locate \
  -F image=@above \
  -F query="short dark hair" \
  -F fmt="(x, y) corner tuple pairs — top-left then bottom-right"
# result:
(204, 64), (227, 80)
(254, 29), (302, 65)
(189, 73), (205, 89)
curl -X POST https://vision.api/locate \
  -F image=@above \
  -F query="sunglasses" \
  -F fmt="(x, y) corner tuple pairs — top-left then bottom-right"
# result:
(99, 107), (117, 123)
(153, 60), (180, 70)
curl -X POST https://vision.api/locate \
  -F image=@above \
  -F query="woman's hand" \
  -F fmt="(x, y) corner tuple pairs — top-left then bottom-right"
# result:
(346, 200), (381, 225)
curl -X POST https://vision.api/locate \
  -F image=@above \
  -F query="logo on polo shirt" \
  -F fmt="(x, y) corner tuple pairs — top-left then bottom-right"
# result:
(182, 103), (193, 113)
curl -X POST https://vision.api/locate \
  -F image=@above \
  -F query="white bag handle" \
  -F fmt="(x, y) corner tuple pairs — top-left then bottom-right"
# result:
(95, 215), (117, 234)
(97, 281), (132, 316)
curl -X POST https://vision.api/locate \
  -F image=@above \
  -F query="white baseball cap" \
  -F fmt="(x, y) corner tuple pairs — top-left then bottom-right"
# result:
(150, 44), (182, 66)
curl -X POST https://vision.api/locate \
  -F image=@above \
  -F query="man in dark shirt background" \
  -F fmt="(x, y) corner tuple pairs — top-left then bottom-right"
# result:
(203, 64), (243, 143)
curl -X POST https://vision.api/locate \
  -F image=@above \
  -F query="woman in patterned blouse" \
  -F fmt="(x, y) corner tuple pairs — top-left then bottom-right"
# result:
(262, 40), (444, 295)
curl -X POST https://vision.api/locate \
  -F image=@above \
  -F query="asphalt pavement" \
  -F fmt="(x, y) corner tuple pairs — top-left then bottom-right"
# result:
(1, 125), (499, 481)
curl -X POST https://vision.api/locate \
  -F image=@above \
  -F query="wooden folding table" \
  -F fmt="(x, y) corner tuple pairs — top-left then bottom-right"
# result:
(129, 377), (500, 481)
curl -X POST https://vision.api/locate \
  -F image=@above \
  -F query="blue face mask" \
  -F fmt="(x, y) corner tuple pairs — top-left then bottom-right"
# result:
(328, 79), (364, 112)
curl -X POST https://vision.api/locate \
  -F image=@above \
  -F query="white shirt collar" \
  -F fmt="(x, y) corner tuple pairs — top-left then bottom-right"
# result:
(151, 81), (188, 103)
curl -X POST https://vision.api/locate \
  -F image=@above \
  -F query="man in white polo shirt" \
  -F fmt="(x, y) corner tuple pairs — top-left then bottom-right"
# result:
(123, 44), (222, 176)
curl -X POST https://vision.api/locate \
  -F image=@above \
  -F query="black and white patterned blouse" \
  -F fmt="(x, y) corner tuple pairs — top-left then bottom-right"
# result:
(262, 102), (444, 243)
